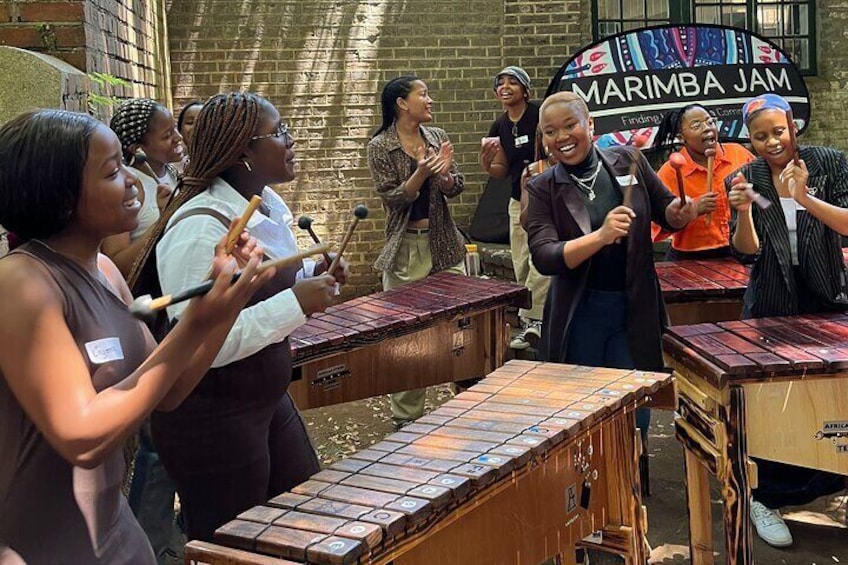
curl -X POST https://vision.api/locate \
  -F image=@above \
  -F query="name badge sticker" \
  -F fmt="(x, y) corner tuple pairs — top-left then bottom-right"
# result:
(85, 337), (124, 364)
(616, 174), (636, 187)
(514, 135), (529, 147)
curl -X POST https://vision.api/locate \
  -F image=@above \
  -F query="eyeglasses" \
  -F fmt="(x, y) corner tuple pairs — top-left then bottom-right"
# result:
(251, 122), (290, 141)
(686, 117), (717, 133)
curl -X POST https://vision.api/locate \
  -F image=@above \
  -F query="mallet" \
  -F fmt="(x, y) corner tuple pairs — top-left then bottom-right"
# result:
(704, 146), (716, 226)
(131, 149), (161, 181)
(622, 132), (650, 209)
(731, 173), (771, 210)
(327, 205), (368, 275)
(785, 108), (801, 166)
(668, 152), (688, 204)
(297, 215), (333, 265)
(129, 243), (330, 319)
(225, 195), (262, 253)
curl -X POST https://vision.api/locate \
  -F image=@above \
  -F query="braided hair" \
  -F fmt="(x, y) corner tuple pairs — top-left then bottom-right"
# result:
(109, 98), (166, 163)
(654, 103), (707, 149)
(127, 92), (271, 293)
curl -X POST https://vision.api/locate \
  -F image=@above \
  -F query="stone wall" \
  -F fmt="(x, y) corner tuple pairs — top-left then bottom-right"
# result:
(166, 0), (590, 296)
(0, 0), (171, 114)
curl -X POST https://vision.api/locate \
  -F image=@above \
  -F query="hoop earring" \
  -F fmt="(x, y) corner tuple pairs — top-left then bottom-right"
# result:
(243, 161), (252, 172)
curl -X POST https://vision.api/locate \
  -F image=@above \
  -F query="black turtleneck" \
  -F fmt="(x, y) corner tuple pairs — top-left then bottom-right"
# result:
(563, 149), (627, 291)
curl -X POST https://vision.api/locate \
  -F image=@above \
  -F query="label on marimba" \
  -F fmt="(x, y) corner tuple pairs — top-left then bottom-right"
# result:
(566, 483), (577, 513)
(313, 364), (350, 391)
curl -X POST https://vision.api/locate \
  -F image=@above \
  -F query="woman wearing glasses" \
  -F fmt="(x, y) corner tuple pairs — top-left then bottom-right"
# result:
(131, 93), (346, 542)
(652, 103), (754, 260)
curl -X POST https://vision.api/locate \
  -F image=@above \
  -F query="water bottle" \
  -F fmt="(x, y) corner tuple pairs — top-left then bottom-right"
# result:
(464, 243), (481, 277)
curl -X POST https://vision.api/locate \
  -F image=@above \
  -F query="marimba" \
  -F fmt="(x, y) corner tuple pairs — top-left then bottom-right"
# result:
(656, 258), (748, 325)
(287, 272), (530, 409)
(185, 360), (673, 565)
(663, 313), (848, 565)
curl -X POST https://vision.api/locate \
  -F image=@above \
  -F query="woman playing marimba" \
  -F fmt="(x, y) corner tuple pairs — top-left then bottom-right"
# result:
(130, 92), (346, 543)
(728, 93), (848, 548)
(524, 92), (698, 436)
(367, 76), (466, 428)
(651, 103), (755, 260)
(0, 109), (271, 563)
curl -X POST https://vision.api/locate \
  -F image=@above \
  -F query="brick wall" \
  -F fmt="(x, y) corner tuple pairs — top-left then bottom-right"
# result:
(797, 0), (848, 153)
(167, 0), (590, 297)
(0, 0), (171, 115)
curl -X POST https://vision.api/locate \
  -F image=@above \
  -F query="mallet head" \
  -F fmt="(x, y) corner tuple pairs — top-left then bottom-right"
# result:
(297, 215), (313, 230)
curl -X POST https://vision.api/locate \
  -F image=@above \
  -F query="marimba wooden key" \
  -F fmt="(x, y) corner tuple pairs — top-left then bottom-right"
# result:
(287, 272), (530, 409)
(185, 360), (673, 565)
(656, 258), (748, 325)
(664, 313), (848, 565)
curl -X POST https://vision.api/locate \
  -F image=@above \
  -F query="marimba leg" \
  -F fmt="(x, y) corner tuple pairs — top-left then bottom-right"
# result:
(719, 387), (753, 565)
(684, 448), (715, 565)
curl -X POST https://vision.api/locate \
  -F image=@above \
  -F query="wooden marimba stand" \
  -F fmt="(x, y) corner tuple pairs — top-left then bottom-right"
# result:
(656, 258), (747, 326)
(185, 360), (673, 565)
(288, 272), (530, 409)
(664, 314), (848, 565)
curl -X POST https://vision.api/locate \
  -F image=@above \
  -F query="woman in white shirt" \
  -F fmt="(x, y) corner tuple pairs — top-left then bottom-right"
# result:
(104, 98), (184, 278)
(130, 92), (344, 542)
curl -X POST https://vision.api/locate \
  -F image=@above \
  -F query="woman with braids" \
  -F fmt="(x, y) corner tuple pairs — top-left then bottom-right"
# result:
(367, 76), (466, 429)
(0, 109), (271, 563)
(130, 92), (344, 542)
(651, 103), (754, 260)
(104, 98), (184, 278)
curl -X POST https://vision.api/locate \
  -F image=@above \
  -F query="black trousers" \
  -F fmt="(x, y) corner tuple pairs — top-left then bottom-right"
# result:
(152, 392), (320, 542)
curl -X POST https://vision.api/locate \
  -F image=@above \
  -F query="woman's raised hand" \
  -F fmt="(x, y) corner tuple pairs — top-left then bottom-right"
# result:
(599, 205), (635, 244)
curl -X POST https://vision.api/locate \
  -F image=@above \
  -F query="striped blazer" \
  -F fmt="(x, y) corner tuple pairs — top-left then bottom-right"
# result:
(727, 145), (848, 318)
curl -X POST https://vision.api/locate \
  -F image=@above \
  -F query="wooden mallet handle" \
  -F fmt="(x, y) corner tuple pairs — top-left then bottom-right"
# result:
(130, 243), (330, 318)
(704, 148), (716, 226)
(327, 205), (368, 274)
(785, 109), (801, 166)
(225, 195), (262, 253)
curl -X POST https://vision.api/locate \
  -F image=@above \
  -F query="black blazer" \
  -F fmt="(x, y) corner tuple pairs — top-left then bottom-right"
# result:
(525, 146), (678, 370)
(727, 145), (848, 318)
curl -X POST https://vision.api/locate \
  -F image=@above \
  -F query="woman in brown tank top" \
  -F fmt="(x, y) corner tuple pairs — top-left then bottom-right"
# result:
(0, 110), (272, 563)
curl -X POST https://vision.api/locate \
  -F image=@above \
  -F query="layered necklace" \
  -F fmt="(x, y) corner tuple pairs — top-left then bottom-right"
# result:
(569, 160), (603, 201)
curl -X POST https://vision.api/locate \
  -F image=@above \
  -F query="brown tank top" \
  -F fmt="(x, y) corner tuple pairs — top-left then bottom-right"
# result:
(0, 241), (155, 564)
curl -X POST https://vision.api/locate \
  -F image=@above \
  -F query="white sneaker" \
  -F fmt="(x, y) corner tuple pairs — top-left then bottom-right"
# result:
(750, 500), (793, 547)
(509, 323), (531, 350)
(524, 320), (542, 349)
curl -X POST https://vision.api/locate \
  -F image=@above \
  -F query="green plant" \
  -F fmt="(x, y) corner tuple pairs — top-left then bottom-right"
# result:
(87, 72), (131, 115)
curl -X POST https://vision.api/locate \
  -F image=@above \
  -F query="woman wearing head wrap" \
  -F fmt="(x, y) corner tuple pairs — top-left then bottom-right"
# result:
(479, 66), (549, 350)
(728, 93), (848, 548)
(102, 98), (184, 278)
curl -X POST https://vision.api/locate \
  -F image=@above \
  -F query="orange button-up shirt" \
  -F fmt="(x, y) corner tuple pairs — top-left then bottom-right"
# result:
(652, 143), (755, 252)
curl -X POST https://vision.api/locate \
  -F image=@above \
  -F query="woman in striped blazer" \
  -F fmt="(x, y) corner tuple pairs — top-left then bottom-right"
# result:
(728, 93), (848, 548)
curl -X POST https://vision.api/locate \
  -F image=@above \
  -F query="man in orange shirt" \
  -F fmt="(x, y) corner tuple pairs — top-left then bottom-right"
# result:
(652, 104), (755, 259)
